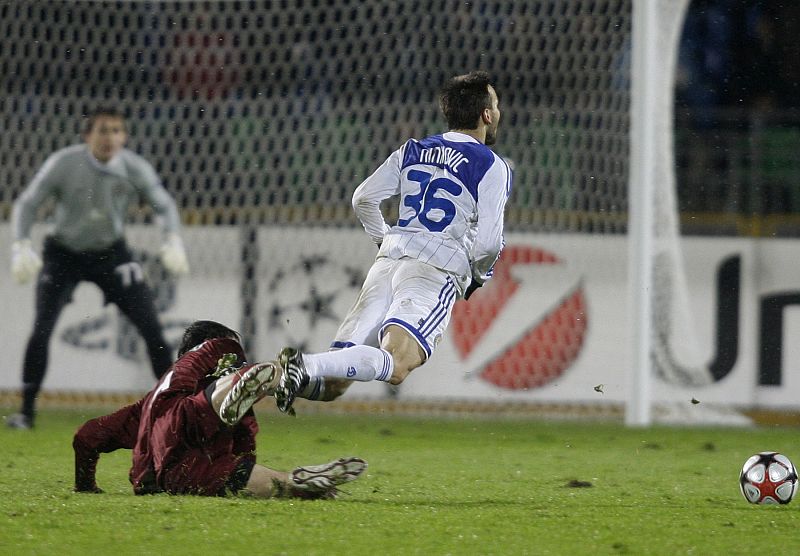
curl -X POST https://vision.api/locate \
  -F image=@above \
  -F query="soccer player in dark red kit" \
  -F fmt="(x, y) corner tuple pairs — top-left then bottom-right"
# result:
(73, 320), (366, 498)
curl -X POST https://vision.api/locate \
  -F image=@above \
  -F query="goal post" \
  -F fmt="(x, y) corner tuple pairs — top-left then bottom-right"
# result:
(628, 0), (695, 426)
(627, 0), (660, 426)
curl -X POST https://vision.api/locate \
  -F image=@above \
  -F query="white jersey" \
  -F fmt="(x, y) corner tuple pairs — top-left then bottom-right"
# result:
(12, 144), (181, 252)
(352, 131), (512, 292)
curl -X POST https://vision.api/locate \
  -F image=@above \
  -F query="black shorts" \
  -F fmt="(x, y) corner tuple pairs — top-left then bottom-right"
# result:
(225, 458), (256, 494)
(41, 237), (149, 305)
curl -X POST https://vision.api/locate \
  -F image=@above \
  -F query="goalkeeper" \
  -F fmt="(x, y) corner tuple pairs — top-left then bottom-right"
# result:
(73, 320), (366, 498)
(7, 107), (189, 429)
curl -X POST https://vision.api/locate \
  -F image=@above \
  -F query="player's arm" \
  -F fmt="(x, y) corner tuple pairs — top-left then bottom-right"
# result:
(351, 145), (405, 245)
(170, 337), (247, 392)
(10, 153), (60, 283)
(73, 399), (144, 493)
(467, 157), (513, 298)
(130, 155), (182, 236)
(12, 152), (61, 242)
(129, 154), (189, 274)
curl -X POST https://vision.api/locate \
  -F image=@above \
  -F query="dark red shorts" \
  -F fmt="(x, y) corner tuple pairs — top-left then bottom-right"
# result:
(149, 392), (255, 496)
(160, 449), (254, 496)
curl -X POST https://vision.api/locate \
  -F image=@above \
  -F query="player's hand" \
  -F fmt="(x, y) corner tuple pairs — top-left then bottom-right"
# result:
(11, 239), (42, 284)
(464, 280), (482, 300)
(160, 233), (190, 275)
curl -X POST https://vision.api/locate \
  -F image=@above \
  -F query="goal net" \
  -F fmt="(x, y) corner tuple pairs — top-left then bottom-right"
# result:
(0, 0), (744, 424)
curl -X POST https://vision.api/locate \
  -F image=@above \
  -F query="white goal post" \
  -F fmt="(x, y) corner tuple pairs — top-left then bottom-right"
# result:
(627, 0), (661, 426)
(627, 1), (687, 426)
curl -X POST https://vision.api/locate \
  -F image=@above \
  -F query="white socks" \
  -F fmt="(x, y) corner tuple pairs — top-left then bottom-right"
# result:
(302, 345), (394, 383)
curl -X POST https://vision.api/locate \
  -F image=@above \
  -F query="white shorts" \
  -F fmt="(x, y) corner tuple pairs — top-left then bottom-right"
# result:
(331, 257), (462, 360)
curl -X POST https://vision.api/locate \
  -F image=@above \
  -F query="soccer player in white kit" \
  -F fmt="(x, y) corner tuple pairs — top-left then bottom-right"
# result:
(272, 71), (512, 413)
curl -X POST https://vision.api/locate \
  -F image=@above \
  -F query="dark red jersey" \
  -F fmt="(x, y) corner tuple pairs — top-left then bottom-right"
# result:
(73, 338), (259, 495)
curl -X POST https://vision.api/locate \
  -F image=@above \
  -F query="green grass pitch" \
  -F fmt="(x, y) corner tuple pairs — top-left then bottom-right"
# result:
(1, 408), (800, 555)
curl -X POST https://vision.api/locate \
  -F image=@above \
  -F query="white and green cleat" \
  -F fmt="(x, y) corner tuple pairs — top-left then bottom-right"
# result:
(218, 363), (278, 425)
(291, 457), (368, 493)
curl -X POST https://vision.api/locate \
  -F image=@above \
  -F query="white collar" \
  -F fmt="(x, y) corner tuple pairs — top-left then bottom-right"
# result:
(442, 131), (481, 144)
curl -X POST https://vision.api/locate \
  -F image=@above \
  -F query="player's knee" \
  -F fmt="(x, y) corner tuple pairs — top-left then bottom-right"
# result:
(388, 372), (408, 386)
(381, 327), (425, 374)
(386, 356), (419, 385)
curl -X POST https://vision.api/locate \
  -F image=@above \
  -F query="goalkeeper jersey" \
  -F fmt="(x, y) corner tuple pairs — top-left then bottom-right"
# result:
(352, 131), (512, 292)
(12, 144), (181, 252)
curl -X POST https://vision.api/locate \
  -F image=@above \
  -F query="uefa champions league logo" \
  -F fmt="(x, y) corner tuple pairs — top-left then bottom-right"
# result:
(263, 254), (365, 352)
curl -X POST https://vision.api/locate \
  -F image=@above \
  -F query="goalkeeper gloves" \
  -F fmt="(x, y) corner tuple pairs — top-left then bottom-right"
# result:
(11, 239), (42, 284)
(159, 233), (190, 275)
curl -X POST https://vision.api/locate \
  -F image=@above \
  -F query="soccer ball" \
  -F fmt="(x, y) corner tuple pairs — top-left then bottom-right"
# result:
(739, 451), (798, 505)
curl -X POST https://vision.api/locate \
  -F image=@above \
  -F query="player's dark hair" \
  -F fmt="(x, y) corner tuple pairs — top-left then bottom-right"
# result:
(83, 107), (126, 134)
(178, 320), (241, 357)
(438, 71), (495, 130)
